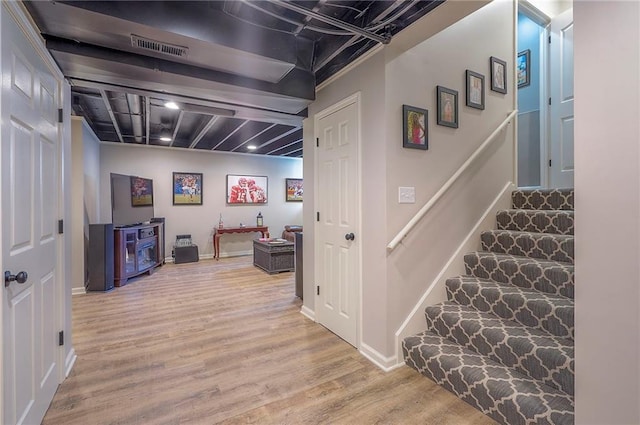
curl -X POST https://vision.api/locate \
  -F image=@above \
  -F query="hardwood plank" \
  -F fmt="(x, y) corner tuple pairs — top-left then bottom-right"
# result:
(43, 256), (495, 425)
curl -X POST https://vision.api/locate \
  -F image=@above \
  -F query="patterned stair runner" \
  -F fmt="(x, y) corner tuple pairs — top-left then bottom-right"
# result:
(403, 188), (575, 424)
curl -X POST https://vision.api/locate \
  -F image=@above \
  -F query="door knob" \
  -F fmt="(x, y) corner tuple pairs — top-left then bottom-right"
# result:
(5, 271), (28, 288)
(345, 233), (355, 241)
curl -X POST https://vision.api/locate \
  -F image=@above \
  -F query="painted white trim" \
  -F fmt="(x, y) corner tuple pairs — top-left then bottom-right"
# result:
(64, 348), (77, 378)
(316, 45), (384, 92)
(165, 251), (251, 263)
(300, 306), (316, 322)
(313, 92), (362, 349)
(71, 287), (87, 296)
(394, 181), (515, 362)
(359, 342), (403, 372)
(519, 0), (552, 26)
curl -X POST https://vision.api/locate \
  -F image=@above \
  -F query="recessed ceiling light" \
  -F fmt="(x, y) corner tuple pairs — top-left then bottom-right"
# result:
(160, 136), (172, 142)
(164, 101), (179, 110)
(247, 145), (257, 150)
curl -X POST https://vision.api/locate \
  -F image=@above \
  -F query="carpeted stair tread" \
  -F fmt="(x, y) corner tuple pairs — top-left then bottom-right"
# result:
(446, 276), (574, 340)
(402, 331), (574, 425)
(481, 230), (574, 264)
(425, 302), (574, 395)
(496, 209), (574, 235)
(511, 189), (574, 211)
(464, 252), (574, 299)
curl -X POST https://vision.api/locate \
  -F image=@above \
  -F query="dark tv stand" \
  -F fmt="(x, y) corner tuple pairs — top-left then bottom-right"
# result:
(114, 222), (164, 286)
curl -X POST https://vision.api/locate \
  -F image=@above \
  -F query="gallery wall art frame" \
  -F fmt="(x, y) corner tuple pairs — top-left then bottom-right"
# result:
(130, 176), (153, 207)
(465, 70), (485, 110)
(517, 49), (531, 88)
(490, 56), (507, 94)
(226, 174), (268, 204)
(285, 178), (303, 202)
(402, 104), (428, 150)
(436, 86), (459, 128)
(173, 172), (203, 205)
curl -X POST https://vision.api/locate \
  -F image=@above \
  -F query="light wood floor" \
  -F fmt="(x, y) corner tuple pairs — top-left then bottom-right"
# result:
(43, 256), (495, 425)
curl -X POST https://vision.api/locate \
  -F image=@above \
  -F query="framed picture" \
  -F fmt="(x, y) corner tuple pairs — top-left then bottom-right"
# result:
(173, 172), (203, 205)
(465, 70), (485, 110)
(436, 86), (458, 128)
(402, 105), (428, 150)
(227, 174), (268, 204)
(490, 56), (507, 94)
(285, 178), (303, 202)
(130, 176), (153, 207)
(517, 49), (531, 88)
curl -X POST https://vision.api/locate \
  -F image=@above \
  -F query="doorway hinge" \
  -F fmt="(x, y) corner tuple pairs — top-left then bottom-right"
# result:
(316, 137), (319, 148)
(549, 159), (552, 167)
(317, 286), (320, 296)
(548, 35), (551, 44)
(58, 331), (64, 346)
(58, 108), (64, 123)
(58, 219), (64, 234)
(548, 98), (552, 106)
(316, 212), (320, 222)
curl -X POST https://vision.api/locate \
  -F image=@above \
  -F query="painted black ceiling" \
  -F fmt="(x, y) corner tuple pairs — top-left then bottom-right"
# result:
(24, 1), (442, 158)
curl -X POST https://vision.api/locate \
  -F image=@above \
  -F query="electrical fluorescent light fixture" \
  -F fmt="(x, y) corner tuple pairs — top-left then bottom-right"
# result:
(247, 145), (257, 150)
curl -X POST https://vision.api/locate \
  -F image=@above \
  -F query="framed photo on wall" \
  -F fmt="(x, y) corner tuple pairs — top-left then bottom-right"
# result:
(130, 176), (153, 207)
(227, 174), (268, 204)
(465, 70), (485, 110)
(436, 86), (458, 128)
(517, 49), (531, 88)
(173, 172), (203, 205)
(402, 105), (428, 150)
(285, 178), (303, 202)
(490, 56), (507, 94)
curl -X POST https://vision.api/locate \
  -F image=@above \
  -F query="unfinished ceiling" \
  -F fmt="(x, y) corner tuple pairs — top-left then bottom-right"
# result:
(23, 1), (443, 157)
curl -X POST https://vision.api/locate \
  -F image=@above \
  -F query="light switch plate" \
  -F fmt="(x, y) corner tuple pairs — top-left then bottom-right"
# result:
(399, 186), (416, 204)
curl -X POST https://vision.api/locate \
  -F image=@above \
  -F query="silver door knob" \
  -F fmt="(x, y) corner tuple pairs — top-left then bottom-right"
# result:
(345, 233), (355, 241)
(5, 270), (28, 288)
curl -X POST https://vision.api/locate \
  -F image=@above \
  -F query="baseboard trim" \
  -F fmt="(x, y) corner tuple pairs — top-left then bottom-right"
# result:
(394, 180), (515, 361)
(64, 348), (77, 378)
(300, 305), (316, 321)
(165, 251), (251, 263)
(72, 287), (87, 296)
(359, 342), (402, 372)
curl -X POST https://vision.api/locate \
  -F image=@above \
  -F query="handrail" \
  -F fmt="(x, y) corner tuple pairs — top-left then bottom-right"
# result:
(387, 110), (518, 251)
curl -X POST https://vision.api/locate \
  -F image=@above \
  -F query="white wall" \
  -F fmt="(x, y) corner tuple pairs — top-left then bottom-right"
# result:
(83, 121), (100, 224)
(99, 144), (302, 259)
(70, 118), (84, 293)
(307, 0), (515, 364)
(574, 1), (640, 423)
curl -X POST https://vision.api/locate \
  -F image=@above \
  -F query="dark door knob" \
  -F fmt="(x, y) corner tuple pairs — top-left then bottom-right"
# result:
(5, 270), (28, 288)
(345, 233), (355, 241)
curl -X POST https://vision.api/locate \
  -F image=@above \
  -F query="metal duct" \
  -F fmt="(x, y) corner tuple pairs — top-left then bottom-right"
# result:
(126, 93), (143, 143)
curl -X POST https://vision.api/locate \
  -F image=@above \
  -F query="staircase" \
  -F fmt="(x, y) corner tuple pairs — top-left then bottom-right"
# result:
(403, 188), (575, 425)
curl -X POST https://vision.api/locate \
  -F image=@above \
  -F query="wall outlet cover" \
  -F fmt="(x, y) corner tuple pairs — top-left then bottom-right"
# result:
(399, 186), (416, 204)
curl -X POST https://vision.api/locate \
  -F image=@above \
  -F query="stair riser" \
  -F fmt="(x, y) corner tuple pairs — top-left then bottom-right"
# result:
(481, 231), (574, 264)
(464, 254), (575, 299)
(403, 333), (575, 425)
(496, 210), (574, 235)
(446, 281), (574, 340)
(425, 305), (574, 395)
(511, 189), (574, 210)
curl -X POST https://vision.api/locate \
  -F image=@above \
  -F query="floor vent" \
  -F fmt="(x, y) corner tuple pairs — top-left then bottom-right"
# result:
(131, 34), (188, 58)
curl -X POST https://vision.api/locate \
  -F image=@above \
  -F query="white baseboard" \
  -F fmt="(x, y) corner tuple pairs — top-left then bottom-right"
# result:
(72, 287), (86, 296)
(64, 348), (77, 378)
(394, 181), (515, 360)
(300, 305), (316, 321)
(164, 250), (251, 263)
(359, 342), (403, 372)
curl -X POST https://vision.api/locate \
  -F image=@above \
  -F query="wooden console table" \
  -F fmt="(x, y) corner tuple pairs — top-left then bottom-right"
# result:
(213, 226), (269, 260)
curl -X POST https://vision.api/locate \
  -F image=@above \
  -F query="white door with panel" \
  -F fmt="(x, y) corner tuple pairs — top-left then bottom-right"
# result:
(315, 95), (360, 347)
(549, 8), (574, 188)
(2, 5), (62, 425)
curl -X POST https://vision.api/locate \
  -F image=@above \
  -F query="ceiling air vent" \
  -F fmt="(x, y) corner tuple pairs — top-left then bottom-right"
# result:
(131, 34), (188, 58)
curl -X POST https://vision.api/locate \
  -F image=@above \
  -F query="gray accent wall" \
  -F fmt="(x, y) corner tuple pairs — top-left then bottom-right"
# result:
(517, 110), (541, 187)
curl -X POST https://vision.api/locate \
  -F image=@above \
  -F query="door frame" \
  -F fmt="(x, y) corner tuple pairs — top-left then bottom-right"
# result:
(518, 0), (551, 189)
(1, 2), (69, 422)
(313, 92), (362, 348)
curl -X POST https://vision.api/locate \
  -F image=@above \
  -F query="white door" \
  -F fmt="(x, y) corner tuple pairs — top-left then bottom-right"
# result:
(315, 94), (360, 347)
(549, 8), (574, 188)
(2, 5), (62, 425)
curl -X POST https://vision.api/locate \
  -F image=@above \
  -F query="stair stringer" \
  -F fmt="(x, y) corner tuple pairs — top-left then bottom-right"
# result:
(393, 181), (515, 366)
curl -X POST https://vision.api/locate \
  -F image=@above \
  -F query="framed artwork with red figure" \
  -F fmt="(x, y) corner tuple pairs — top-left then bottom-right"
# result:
(226, 174), (268, 204)
(402, 105), (428, 150)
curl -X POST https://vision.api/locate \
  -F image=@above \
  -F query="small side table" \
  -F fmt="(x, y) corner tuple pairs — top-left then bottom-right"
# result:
(213, 226), (269, 260)
(253, 239), (294, 274)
